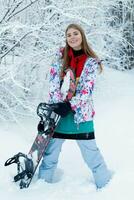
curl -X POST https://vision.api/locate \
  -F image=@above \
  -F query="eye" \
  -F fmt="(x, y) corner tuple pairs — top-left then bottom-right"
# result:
(74, 32), (79, 35)
(67, 34), (71, 37)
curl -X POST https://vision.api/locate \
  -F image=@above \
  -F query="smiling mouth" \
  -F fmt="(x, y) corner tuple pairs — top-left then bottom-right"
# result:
(70, 41), (78, 44)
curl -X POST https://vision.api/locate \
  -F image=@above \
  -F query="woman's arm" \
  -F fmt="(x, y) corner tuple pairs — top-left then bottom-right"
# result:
(70, 58), (99, 112)
(48, 49), (63, 103)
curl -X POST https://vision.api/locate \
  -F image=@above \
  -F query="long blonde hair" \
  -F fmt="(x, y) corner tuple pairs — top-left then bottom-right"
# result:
(63, 23), (103, 73)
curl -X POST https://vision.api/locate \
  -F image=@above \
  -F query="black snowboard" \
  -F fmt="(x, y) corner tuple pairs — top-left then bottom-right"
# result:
(5, 103), (59, 189)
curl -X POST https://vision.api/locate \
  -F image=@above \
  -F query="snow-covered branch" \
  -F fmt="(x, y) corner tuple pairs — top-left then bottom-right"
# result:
(6, 0), (40, 22)
(0, 0), (40, 23)
(0, 0), (133, 121)
(0, 31), (32, 60)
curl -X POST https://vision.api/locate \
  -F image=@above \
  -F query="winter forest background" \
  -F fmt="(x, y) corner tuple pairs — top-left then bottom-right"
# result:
(0, 1), (134, 199)
(0, 0), (134, 121)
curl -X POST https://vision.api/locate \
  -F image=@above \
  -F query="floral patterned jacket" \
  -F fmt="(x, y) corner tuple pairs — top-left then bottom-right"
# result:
(48, 49), (99, 124)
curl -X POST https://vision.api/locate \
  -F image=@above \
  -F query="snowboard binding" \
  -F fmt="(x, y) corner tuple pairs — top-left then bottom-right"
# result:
(5, 152), (34, 185)
(37, 102), (59, 135)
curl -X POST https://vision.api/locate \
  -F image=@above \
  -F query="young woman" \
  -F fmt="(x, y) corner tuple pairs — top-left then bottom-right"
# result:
(38, 24), (112, 189)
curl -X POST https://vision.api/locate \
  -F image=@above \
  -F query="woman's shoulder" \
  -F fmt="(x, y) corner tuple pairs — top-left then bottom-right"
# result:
(51, 47), (64, 65)
(55, 47), (64, 58)
(84, 57), (100, 72)
(86, 57), (100, 65)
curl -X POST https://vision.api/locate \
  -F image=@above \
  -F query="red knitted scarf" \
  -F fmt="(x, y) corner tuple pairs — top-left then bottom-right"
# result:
(68, 48), (87, 77)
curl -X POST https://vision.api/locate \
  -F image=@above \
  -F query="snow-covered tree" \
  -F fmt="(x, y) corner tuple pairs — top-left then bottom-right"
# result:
(0, 0), (133, 121)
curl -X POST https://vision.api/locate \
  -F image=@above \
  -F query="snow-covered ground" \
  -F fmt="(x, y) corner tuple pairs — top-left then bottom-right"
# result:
(0, 67), (134, 200)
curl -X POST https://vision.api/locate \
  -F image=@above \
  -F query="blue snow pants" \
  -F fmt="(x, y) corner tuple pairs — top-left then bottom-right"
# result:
(38, 138), (111, 188)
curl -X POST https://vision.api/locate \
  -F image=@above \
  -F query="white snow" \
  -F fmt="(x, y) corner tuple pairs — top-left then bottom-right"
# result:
(0, 67), (134, 200)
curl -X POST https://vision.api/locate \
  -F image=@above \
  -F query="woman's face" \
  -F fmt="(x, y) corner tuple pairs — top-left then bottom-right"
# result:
(66, 28), (82, 50)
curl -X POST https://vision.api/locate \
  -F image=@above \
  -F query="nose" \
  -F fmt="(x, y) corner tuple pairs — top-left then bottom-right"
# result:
(70, 35), (76, 41)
